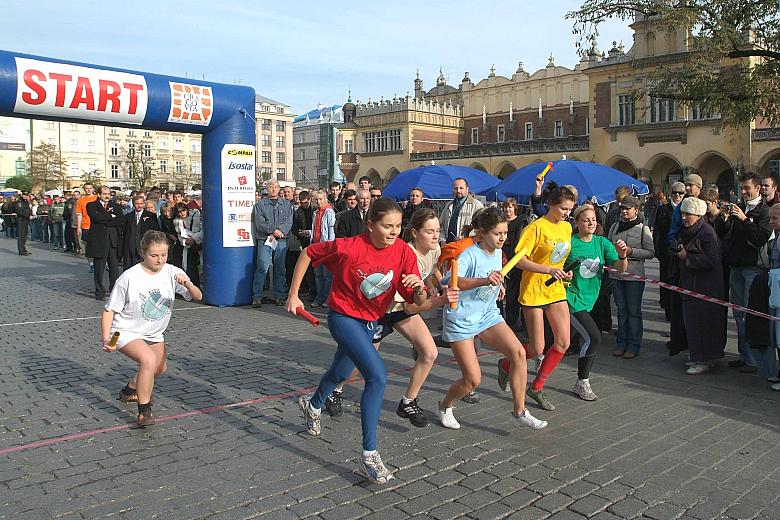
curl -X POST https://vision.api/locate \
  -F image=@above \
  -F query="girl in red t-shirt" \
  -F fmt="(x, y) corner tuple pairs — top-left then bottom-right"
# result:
(286, 198), (427, 484)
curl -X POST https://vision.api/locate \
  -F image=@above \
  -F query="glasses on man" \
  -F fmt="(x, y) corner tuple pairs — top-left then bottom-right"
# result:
(619, 206), (633, 211)
(671, 191), (685, 196)
(371, 194), (382, 198)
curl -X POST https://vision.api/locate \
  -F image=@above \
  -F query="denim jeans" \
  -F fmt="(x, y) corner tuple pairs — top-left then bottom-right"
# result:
(252, 238), (288, 300)
(51, 221), (64, 249)
(311, 312), (384, 451)
(612, 279), (645, 353)
(315, 264), (332, 306)
(729, 265), (761, 366)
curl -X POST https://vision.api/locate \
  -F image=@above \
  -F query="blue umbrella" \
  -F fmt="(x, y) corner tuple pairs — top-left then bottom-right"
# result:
(382, 164), (500, 201)
(482, 160), (649, 205)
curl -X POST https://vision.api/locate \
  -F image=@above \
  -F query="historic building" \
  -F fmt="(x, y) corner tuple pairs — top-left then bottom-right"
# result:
(293, 103), (343, 189)
(254, 94), (295, 185)
(0, 117), (30, 187)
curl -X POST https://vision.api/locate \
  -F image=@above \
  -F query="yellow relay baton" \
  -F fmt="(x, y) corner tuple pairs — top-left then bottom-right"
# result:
(536, 161), (554, 182)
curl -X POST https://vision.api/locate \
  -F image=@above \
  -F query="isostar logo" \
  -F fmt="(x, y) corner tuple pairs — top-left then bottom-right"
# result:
(14, 57), (148, 124)
(227, 162), (253, 170)
(168, 82), (212, 126)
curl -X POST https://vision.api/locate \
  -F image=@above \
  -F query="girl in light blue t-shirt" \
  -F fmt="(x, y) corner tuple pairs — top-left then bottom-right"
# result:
(438, 208), (548, 431)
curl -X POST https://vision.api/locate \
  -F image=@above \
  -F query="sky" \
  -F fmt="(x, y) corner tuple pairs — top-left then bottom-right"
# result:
(4, 0), (633, 115)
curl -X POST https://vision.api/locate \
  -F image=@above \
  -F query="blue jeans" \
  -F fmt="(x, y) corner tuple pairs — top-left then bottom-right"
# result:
(730, 266), (761, 366)
(311, 312), (385, 451)
(51, 221), (64, 249)
(252, 238), (288, 300)
(612, 279), (645, 353)
(315, 264), (332, 306)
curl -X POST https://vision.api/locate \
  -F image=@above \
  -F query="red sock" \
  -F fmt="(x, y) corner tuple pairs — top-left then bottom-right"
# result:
(532, 349), (564, 391)
(499, 358), (511, 373)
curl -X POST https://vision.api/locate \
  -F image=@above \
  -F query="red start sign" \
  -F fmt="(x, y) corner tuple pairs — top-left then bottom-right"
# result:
(14, 57), (148, 124)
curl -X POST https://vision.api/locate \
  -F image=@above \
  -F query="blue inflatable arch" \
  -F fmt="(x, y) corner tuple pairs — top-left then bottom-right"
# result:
(0, 50), (256, 306)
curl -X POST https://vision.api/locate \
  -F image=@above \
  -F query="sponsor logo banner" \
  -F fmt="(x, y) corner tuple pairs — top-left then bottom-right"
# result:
(0, 143), (26, 151)
(221, 144), (256, 247)
(168, 82), (213, 126)
(14, 57), (148, 125)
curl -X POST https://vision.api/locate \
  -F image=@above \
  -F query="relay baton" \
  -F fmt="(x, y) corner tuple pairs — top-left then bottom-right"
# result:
(501, 251), (524, 276)
(296, 306), (320, 327)
(544, 258), (582, 286)
(105, 331), (120, 352)
(449, 260), (459, 309)
(536, 161), (553, 182)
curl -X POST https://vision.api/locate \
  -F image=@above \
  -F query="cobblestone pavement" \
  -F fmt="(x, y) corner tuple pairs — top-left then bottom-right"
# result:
(1, 236), (779, 520)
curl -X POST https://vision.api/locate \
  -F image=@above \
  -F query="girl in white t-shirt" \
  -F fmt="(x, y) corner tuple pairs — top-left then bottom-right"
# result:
(102, 230), (202, 426)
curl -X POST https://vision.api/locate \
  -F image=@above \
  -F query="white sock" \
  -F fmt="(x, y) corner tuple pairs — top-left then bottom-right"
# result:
(579, 378), (589, 383)
(333, 388), (343, 394)
(402, 395), (413, 404)
(309, 403), (321, 414)
(362, 449), (377, 459)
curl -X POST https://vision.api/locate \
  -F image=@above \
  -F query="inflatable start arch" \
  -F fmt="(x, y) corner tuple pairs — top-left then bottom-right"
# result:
(0, 50), (257, 306)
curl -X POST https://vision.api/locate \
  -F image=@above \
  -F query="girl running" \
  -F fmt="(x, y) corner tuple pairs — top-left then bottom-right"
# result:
(286, 197), (427, 484)
(497, 185), (576, 411)
(324, 208), (458, 428)
(438, 207), (548, 430)
(103, 230), (202, 426)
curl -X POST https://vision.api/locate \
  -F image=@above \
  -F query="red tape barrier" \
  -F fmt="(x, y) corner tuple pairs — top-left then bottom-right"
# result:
(604, 266), (780, 323)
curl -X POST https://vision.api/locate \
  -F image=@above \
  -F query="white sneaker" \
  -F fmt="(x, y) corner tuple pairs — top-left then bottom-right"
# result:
(437, 402), (461, 429)
(770, 381), (780, 392)
(686, 363), (710, 375)
(573, 379), (598, 401)
(355, 452), (394, 484)
(513, 410), (548, 429)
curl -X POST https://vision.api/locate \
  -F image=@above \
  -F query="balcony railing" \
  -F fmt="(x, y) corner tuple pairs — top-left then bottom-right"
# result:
(411, 136), (588, 162)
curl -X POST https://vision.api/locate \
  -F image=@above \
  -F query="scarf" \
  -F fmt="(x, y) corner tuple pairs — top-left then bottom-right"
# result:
(446, 196), (467, 242)
(313, 204), (331, 243)
(677, 217), (705, 245)
(617, 216), (641, 233)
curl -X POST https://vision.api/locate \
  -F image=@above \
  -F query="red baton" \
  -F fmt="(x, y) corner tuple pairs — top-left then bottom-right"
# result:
(296, 306), (320, 327)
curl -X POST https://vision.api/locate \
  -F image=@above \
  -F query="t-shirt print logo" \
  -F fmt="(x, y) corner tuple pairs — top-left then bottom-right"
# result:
(142, 290), (172, 321)
(580, 258), (601, 279)
(550, 241), (570, 264)
(358, 269), (394, 299)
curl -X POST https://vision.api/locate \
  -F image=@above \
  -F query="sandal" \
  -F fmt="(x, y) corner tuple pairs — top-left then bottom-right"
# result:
(623, 352), (638, 359)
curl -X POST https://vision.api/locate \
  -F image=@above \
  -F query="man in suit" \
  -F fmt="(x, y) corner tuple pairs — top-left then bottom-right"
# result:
(335, 189), (370, 238)
(86, 186), (124, 300)
(122, 194), (160, 268)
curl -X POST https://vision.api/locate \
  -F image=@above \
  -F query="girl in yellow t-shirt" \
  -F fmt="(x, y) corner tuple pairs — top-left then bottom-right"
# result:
(497, 185), (576, 413)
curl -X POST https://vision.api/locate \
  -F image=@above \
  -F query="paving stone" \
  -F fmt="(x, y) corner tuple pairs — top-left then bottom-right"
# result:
(608, 497), (649, 518)
(534, 492), (575, 513)
(428, 501), (473, 520)
(568, 495), (611, 518)
(506, 506), (551, 520)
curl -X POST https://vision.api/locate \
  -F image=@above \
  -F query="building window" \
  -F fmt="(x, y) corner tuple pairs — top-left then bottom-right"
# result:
(191, 142), (200, 153)
(88, 163), (96, 173)
(174, 138), (183, 151)
(47, 137), (55, 146)
(276, 106), (284, 113)
(618, 94), (636, 126)
(345, 139), (353, 153)
(143, 143), (151, 158)
(128, 164), (134, 177)
(159, 160), (167, 173)
(46, 121), (55, 130)
(261, 119), (271, 130)
(691, 104), (712, 120)
(128, 143), (136, 157)
(110, 142), (118, 156)
(128, 130), (135, 137)
(15, 158), (25, 176)
(70, 123), (78, 131)
(70, 138), (78, 152)
(650, 97), (675, 123)
(554, 120), (564, 138)
(192, 163), (200, 175)
(262, 104), (270, 112)
(109, 127), (118, 135)
(276, 136), (285, 147)
(276, 120), (285, 132)
(88, 139), (96, 153)
(159, 139), (167, 149)
(110, 164), (119, 179)
(585, 117), (590, 135)
(497, 125), (505, 143)
(175, 161), (183, 174)
(470, 128), (479, 145)
(276, 152), (285, 163)
(88, 125), (95, 132)
(276, 167), (286, 178)
(70, 163), (79, 177)
(143, 131), (152, 138)
(363, 129), (402, 153)
(299, 166), (306, 178)
(262, 151), (271, 163)
(299, 149), (306, 161)
(525, 122), (533, 140)
(261, 135), (271, 147)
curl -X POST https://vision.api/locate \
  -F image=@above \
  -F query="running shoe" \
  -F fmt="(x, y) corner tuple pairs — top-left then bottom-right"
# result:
(533, 354), (544, 374)
(512, 410), (548, 429)
(324, 391), (343, 417)
(355, 452), (394, 484)
(526, 386), (556, 411)
(771, 382), (780, 392)
(298, 395), (321, 436)
(573, 379), (598, 401)
(461, 390), (480, 404)
(497, 358), (510, 392)
(686, 363), (710, 375)
(396, 398), (429, 427)
(437, 402), (461, 429)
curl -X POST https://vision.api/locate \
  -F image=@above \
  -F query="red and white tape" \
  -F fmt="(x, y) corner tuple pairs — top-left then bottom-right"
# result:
(605, 267), (780, 323)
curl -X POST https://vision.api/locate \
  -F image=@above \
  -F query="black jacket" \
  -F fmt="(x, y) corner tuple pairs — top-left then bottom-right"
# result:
(85, 200), (123, 258)
(122, 209), (160, 265)
(714, 200), (772, 267)
(13, 198), (32, 220)
(292, 204), (314, 247)
(402, 200), (433, 229)
(335, 207), (366, 238)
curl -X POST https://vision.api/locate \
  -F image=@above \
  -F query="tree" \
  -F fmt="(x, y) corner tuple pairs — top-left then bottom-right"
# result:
(567, 0), (780, 127)
(28, 142), (68, 190)
(124, 144), (157, 191)
(81, 168), (104, 186)
(4, 175), (32, 192)
(172, 159), (199, 191)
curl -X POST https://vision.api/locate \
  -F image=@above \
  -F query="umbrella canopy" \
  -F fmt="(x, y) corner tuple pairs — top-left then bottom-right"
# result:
(483, 160), (649, 205)
(382, 164), (500, 201)
(44, 189), (63, 196)
(1, 188), (20, 196)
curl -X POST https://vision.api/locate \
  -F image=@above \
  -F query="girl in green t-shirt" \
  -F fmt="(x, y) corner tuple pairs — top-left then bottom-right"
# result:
(568, 204), (628, 401)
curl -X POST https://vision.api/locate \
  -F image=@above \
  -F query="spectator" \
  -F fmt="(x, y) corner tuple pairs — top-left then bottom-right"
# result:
(644, 192), (659, 229)
(369, 186), (383, 201)
(607, 195), (654, 358)
(282, 186), (294, 204)
(291, 190), (316, 298)
(714, 172), (772, 373)
(336, 189), (369, 238)
(672, 197), (726, 374)
(344, 182), (357, 192)
(653, 182), (685, 320)
(328, 181), (346, 213)
(358, 176), (372, 190)
(402, 187), (433, 229)
(75, 182), (97, 270)
(605, 185), (632, 233)
(500, 197), (529, 330)
(310, 189), (336, 308)
(668, 174), (703, 246)
(2, 196), (16, 239)
(439, 178), (484, 243)
(173, 203), (203, 287)
(761, 176), (780, 207)
(766, 204), (780, 391)
(122, 195), (160, 268)
(159, 203), (179, 264)
(30, 197), (41, 241)
(86, 186), (123, 300)
(38, 197), (51, 243)
(13, 192), (32, 255)
(49, 195), (65, 250)
(250, 179), (293, 308)
(66, 190), (81, 254)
